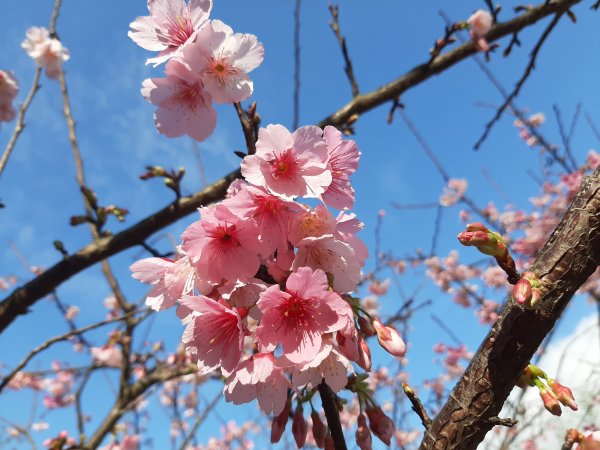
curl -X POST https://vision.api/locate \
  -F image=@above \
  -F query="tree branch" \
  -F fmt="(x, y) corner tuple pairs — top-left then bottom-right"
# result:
(419, 167), (600, 450)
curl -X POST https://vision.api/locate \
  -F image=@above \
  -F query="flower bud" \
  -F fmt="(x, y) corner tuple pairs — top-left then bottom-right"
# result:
(458, 223), (508, 258)
(311, 411), (326, 449)
(292, 402), (308, 448)
(356, 414), (373, 450)
(356, 337), (372, 372)
(365, 406), (394, 446)
(548, 379), (578, 411)
(372, 318), (407, 358)
(539, 386), (562, 416)
(271, 397), (291, 443)
(513, 278), (532, 306)
(358, 315), (375, 337)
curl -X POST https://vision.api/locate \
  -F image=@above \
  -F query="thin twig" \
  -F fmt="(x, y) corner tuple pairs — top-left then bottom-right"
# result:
(553, 105), (578, 170)
(328, 4), (360, 97)
(403, 383), (432, 429)
(177, 393), (221, 450)
(474, 11), (565, 150)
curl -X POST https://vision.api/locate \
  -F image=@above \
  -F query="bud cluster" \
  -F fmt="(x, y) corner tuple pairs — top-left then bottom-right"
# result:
(517, 364), (578, 416)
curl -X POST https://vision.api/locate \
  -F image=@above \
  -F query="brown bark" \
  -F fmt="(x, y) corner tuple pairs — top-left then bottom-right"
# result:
(419, 168), (600, 450)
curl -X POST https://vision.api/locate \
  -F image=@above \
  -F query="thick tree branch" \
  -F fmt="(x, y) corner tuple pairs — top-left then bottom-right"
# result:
(419, 167), (600, 450)
(0, 0), (582, 334)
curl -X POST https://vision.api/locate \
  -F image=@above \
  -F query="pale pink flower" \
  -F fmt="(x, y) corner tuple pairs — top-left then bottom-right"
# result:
(586, 150), (600, 170)
(293, 234), (362, 293)
(31, 422), (49, 431)
(291, 345), (353, 392)
(130, 251), (200, 311)
(181, 204), (262, 283)
(128, 0), (212, 66)
(218, 278), (267, 309)
(321, 125), (360, 210)
(288, 204), (336, 246)
(440, 178), (468, 206)
(141, 59), (216, 141)
(528, 112), (545, 127)
(21, 27), (70, 79)
(182, 20), (264, 103)
(225, 184), (299, 255)
(65, 305), (79, 320)
(241, 124), (332, 199)
(368, 279), (391, 296)
(91, 345), (124, 368)
(0, 70), (18, 124)
(224, 353), (291, 415)
(180, 295), (244, 375)
(256, 267), (352, 363)
(467, 10), (493, 52)
(335, 212), (369, 266)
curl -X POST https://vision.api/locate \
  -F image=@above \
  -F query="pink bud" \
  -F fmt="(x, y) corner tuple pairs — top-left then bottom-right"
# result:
(311, 411), (326, 449)
(336, 329), (360, 362)
(539, 386), (562, 416)
(548, 379), (578, 411)
(358, 316), (375, 337)
(356, 337), (372, 372)
(513, 278), (532, 305)
(292, 403), (308, 448)
(356, 414), (373, 450)
(365, 406), (394, 446)
(271, 397), (291, 443)
(372, 318), (407, 358)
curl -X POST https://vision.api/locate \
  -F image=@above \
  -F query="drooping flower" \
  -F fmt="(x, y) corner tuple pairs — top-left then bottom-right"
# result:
(128, 0), (212, 66)
(181, 204), (263, 283)
(291, 343), (353, 393)
(182, 20), (264, 103)
(241, 124), (332, 199)
(0, 70), (19, 125)
(141, 58), (216, 141)
(224, 353), (291, 415)
(255, 267), (352, 363)
(180, 295), (245, 375)
(322, 125), (360, 210)
(21, 27), (70, 79)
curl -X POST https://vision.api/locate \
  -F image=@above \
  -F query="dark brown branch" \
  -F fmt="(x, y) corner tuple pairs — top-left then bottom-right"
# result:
(474, 11), (565, 150)
(328, 4), (360, 98)
(319, 381), (347, 450)
(419, 168), (600, 450)
(317, 0), (581, 130)
(403, 383), (432, 429)
(0, 0), (581, 335)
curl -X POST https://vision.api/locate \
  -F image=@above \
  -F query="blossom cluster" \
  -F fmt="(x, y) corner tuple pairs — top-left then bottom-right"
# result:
(129, 0), (264, 141)
(21, 27), (70, 79)
(131, 123), (407, 428)
(0, 70), (19, 127)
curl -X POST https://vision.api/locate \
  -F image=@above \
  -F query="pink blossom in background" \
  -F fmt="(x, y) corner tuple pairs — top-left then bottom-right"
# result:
(180, 295), (245, 375)
(141, 59), (216, 141)
(293, 234), (362, 293)
(241, 124), (332, 199)
(183, 19), (264, 103)
(256, 267), (352, 363)
(0, 70), (18, 124)
(439, 178), (468, 206)
(21, 27), (70, 79)
(321, 125), (360, 210)
(91, 345), (124, 368)
(467, 10), (493, 52)
(181, 204), (262, 283)
(224, 353), (291, 415)
(128, 0), (212, 66)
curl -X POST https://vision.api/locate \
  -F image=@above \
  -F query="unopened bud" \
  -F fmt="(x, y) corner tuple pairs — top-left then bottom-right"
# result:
(311, 411), (326, 449)
(292, 402), (307, 448)
(356, 413), (373, 450)
(539, 385), (562, 416)
(271, 397), (291, 444)
(458, 223), (508, 258)
(548, 379), (578, 411)
(372, 318), (407, 358)
(358, 316), (375, 337)
(513, 278), (532, 305)
(356, 337), (372, 372)
(365, 406), (394, 446)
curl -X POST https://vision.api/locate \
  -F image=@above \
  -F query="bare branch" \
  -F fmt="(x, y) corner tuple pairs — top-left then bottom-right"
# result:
(328, 4), (360, 98)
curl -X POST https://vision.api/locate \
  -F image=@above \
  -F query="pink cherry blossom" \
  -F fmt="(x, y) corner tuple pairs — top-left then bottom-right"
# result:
(90, 345), (124, 368)
(180, 295), (244, 376)
(0, 70), (18, 124)
(288, 204), (336, 246)
(128, 0), (212, 66)
(335, 212), (369, 266)
(225, 184), (299, 255)
(321, 125), (360, 210)
(293, 234), (362, 293)
(181, 204), (263, 283)
(224, 353), (291, 415)
(218, 278), (267, 309)
(182, 20), (264, 103)
(291, 344), (353, 393)
(255, 267), (351, 363)
(439, 178), (468, 206)
(467, 10), (493, 52)
(241, 124), (332, 199)
(21, 27), (70, 79)
(141, 59), (217, 141)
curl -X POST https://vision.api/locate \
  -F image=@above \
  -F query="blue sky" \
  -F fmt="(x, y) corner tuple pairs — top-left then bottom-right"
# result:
(0, 1), (598, 448)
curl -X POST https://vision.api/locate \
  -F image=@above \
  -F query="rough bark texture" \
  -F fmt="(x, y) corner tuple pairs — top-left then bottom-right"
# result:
(419, 168), (600, 450)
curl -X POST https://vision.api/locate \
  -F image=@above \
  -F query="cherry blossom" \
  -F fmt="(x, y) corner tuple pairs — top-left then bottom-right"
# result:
(0, 70), (18, 125)
(241, 124), (332, 199)
(321, 125), (360, 210)
(141, 59), (216, 141)
(21, 27), (70, 79)
(128, 0), (212, 66)
(467, 10), (493, 52)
